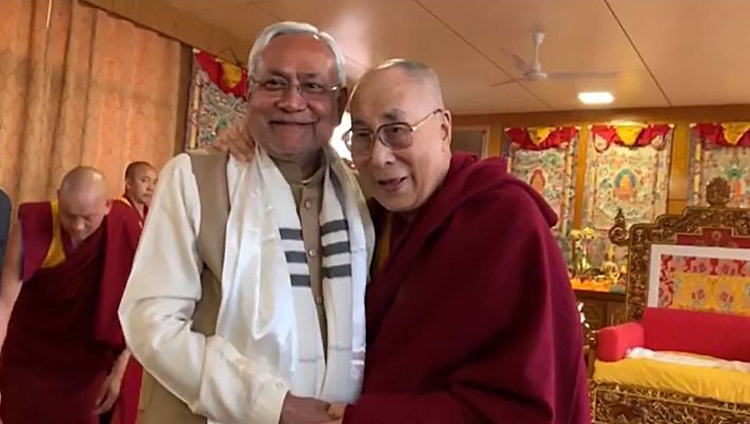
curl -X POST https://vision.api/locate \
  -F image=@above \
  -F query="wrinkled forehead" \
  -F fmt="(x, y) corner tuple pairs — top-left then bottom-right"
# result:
(256, 34), (337, 81)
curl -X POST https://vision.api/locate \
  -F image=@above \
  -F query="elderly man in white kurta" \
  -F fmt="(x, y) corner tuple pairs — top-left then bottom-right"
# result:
(119, 22), (374, 424)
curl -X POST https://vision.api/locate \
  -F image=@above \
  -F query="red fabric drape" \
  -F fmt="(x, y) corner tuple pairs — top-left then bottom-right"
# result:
(194, 51), (247, 99)
(505, 127), (579, 151)
(692, 123), (750, 148)
(590, 124), (672, 152)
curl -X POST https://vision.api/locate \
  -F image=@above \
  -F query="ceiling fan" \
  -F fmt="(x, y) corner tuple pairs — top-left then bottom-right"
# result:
(492, 31), (618, 87)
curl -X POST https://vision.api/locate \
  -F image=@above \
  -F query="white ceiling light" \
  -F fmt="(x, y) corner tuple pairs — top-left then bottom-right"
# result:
(578, 91), (614, 105)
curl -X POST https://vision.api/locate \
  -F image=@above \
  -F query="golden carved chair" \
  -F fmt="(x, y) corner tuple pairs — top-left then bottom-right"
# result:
(589, 178), (750, 423)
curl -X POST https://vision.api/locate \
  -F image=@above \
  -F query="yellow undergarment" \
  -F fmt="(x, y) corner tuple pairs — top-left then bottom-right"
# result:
(40, 200), (66, 268)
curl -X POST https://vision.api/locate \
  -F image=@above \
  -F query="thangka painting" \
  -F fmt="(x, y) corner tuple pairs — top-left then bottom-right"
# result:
(504, 126), (579, 262)
(650, 244), (750, 316)
(185, 50), (247, 150)
(689, 123), (750, 207)
(582, 124), (673, 265)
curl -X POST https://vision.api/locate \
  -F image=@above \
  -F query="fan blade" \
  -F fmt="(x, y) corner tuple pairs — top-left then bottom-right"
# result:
(499, 49), (531, 73)
(546, 71), (619, 80)
(491, 78), (520, 87)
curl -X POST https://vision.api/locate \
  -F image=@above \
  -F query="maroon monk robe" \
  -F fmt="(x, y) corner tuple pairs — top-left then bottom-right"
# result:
(344, 153), (590, 424)
(108, 198), (146, 424)
(0, 200), (142, 424)
(120, 195), (148, 225)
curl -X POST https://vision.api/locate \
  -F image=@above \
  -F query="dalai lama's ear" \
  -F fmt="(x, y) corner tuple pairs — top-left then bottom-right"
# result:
(440, 109), (453, 148)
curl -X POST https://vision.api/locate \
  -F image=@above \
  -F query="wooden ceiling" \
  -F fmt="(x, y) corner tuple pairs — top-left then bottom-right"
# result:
(162, 0), (750, 114)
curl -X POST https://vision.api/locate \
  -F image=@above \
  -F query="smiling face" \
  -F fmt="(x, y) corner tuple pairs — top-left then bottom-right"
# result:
(245, 33), (347, 163)
(349, 67), (452, 213)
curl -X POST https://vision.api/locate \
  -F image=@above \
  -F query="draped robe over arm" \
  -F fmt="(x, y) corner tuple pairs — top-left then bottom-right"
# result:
(0, 200), (142, 424)
(344, 154), (590, 424)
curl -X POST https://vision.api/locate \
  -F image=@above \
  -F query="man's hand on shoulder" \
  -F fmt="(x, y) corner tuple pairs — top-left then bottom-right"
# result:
(210, 118), (255, 162)
(280, 393), (334, 424)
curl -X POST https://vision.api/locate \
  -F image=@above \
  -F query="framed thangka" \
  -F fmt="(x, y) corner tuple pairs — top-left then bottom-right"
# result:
(185, 50), (248, 150)
(582, 124), (673, 265)
(689, 123), (750, 207)
(504, 126), (579, 262)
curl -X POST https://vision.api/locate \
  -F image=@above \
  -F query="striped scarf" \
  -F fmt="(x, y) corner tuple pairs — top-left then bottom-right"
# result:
(257, 147), (362, 400)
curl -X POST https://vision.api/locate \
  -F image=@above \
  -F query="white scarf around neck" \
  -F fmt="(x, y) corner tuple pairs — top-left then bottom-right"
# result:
(217, 146), (374, 406)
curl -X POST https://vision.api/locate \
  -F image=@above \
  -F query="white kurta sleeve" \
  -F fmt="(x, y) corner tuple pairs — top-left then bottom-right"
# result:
(118, 153), (288, 424)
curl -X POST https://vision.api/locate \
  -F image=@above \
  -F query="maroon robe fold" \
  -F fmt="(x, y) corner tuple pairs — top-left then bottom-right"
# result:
(344, 153), (590, 424)
(109, 198), (145, 424)
(0, 200), (142, 424)
(120, 195), (148, 225)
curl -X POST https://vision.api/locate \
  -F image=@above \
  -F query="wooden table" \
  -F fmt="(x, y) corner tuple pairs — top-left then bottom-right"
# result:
(574, 289), (627, 331)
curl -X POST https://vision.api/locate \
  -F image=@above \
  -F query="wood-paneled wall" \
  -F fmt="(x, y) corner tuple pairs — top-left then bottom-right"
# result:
(453, 105), (750, 227)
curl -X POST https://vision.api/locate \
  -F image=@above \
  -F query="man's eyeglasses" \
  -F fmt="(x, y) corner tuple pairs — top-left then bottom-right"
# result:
(249, 76), (342, 100)
(343, 109), (444, 157)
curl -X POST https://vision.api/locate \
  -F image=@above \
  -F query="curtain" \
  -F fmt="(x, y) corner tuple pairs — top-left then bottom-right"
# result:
(0, 0), (186, 203)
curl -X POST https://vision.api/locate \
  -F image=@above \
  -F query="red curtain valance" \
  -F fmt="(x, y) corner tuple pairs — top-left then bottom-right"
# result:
(194, 50), (247, 99)
(504, 126), (579, 151)
(692, 123), (750, 147)
(590, 124), (672, 152)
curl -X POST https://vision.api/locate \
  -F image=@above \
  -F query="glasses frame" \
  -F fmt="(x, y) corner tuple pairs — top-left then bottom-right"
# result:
(343, 109), (444, 156)
(248, 76), (342, 99)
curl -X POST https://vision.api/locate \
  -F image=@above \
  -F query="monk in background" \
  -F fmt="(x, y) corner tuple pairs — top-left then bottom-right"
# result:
(122, 161), (157, 223)
(114, 161), (157, 424)
(0, 167), (142, 424)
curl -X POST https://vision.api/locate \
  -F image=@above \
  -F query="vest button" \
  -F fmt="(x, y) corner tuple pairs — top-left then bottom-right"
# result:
(303, 199), (312, 209)
(308, 248), (317, 258)
(315, 295), (323, 305)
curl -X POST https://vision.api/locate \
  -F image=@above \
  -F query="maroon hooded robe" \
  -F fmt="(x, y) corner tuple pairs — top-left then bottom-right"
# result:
(344, 153), (590, 424)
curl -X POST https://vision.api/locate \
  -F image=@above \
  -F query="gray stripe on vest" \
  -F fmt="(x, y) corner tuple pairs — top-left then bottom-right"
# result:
(290, 274), (311, 287)
(285, 251), (308, 263)
(323, 265), (352, 279)
(322, 241), (350, 257)
(321, 220), (348, 235)
(280, 228), (303, 240)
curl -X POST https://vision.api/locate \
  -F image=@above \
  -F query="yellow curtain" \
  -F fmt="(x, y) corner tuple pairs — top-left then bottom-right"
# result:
(0, 0), (185, 204)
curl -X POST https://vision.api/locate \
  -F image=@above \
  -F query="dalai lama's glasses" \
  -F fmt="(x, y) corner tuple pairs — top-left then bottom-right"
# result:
(343, 109), (444, 157)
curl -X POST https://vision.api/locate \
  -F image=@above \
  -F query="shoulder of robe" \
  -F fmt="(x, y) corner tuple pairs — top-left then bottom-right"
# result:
(458, 182), (555, 241)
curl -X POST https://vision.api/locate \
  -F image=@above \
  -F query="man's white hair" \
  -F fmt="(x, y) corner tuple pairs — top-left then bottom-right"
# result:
(247, 21), (346, 87)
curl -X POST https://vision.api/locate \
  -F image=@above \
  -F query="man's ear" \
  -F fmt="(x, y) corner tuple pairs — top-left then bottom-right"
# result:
(440, 110), (453, 147)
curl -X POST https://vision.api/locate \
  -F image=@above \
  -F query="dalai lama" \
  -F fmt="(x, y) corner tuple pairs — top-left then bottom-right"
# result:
(328, 59), (591, 423)
(0, 166), (142, 424)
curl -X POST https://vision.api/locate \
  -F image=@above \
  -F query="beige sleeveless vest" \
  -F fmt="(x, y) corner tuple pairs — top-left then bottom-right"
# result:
(138, 150), (228, 424)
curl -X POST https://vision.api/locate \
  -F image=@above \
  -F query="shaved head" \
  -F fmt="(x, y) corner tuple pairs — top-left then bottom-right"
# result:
(352, 59), (445, 111)
(60, 166), (106, 195)
(124, 161), (155, 181)
(57, 166), (109, 244)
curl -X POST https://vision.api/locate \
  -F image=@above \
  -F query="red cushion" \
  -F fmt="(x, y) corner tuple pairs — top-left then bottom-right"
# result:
(643, 307), (750, 362)
(597, 322), (645, 362)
